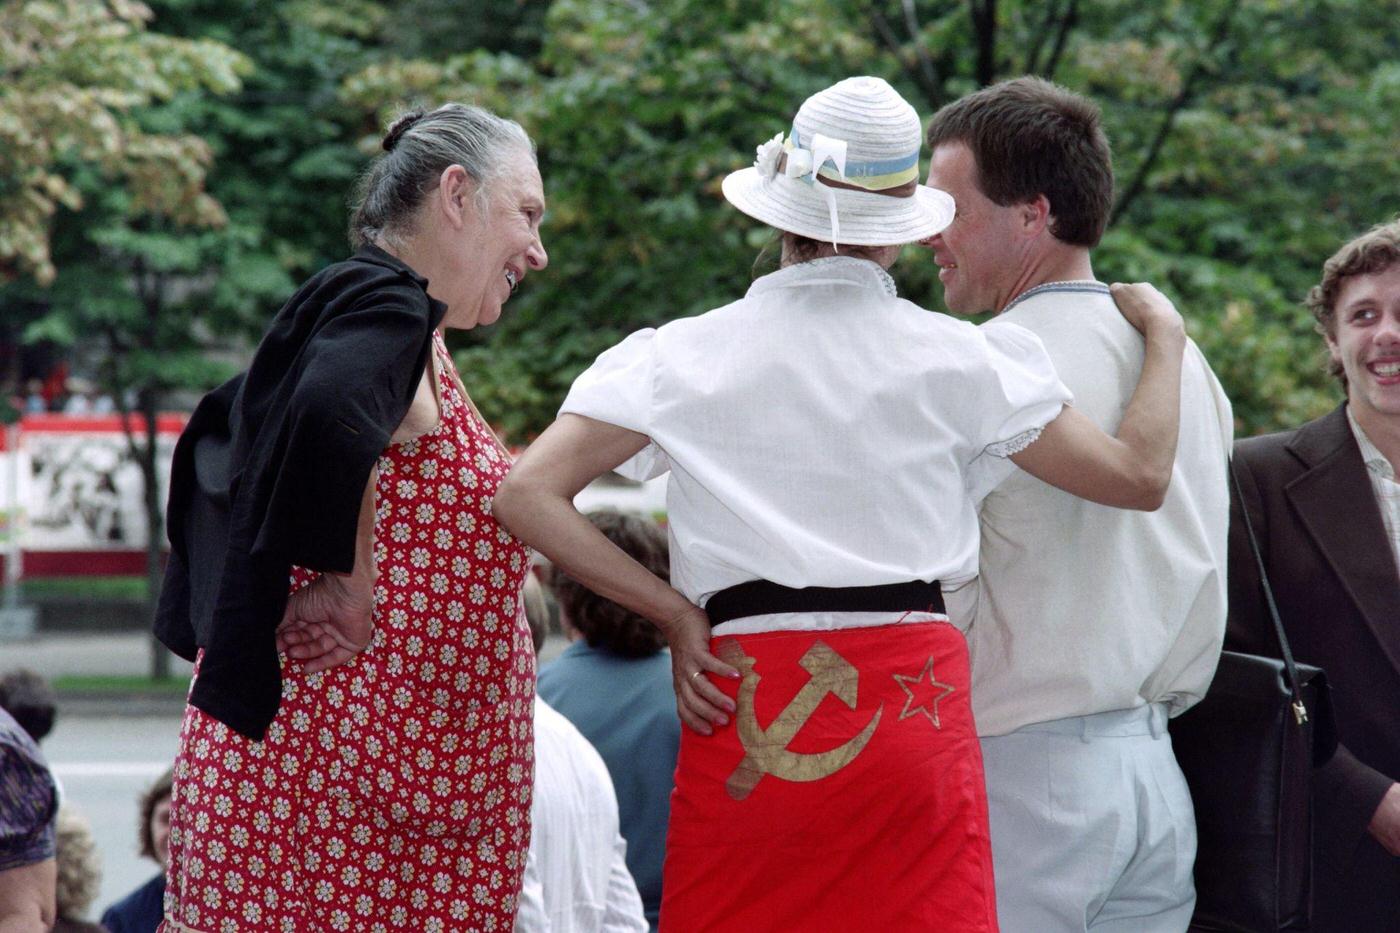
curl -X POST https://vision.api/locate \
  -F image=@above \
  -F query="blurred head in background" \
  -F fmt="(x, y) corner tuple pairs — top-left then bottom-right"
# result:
(548, 510), (669, 658)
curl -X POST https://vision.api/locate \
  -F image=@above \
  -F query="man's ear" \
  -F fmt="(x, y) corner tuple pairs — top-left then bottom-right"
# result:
(1021, 194), (1052, 237)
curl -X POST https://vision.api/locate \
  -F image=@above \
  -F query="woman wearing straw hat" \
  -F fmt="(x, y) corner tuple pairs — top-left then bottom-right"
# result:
(495, 76), (1185, 930)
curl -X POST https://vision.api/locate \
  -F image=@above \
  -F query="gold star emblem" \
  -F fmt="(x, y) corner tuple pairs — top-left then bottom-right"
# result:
(893, 657), (956, 728)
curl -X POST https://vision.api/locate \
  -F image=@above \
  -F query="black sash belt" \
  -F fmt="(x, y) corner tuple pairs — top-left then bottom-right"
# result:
(704, 579), (945, 628)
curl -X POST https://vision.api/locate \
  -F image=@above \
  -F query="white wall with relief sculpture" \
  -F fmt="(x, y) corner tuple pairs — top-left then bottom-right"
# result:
(4, 416), (661, 578)
(0, 415), (182, 576)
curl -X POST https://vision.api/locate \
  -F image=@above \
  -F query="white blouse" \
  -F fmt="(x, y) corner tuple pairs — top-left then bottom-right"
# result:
(560, 256), (1071, 614)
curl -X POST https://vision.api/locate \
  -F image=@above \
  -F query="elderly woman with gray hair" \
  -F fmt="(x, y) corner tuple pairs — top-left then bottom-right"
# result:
(155, 103), (547, 931)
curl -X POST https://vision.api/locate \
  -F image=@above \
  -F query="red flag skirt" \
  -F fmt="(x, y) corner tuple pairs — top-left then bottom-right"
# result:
(660, 618), (997, 932)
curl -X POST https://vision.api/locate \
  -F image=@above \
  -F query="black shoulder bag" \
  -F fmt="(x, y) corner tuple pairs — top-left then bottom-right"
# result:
(1169, 459), (1337, 932)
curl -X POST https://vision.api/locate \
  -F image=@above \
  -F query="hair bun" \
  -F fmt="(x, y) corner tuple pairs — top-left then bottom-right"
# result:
(383, 108), (426, 152)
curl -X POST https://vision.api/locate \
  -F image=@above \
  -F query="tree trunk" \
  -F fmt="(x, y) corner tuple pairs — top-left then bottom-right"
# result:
(970, 0), (998, 87)
(124, 255), (172, 682)
(138, 384), (169, 680)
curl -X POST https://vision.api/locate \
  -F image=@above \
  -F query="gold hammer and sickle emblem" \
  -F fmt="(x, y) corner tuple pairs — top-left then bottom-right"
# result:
(716, 640), (883, 801)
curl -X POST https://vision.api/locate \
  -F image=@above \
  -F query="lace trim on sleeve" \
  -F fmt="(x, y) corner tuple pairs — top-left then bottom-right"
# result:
(985, 425), (1043, 458)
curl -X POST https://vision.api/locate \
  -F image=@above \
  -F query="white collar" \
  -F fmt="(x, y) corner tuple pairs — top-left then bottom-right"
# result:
(1346, 406), (1397, 481)
(1003, 279), (1107, 313)
(748, 256), (898, 299)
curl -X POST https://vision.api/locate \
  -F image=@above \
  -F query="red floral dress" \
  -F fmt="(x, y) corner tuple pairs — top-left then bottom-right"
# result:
(162, 334), (535, 933)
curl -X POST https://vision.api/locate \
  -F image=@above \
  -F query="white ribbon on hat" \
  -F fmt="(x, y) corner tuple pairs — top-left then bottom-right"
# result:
(806, 133), (848, 179)
(754, 130), (852, 245)
(789, 133), (848, 244)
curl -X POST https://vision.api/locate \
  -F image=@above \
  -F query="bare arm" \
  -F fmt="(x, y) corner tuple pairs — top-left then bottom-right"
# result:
(494, 414), (739, 735)
(277, 467), (377, 671)
(0, 860), (56, 933)
(1010, 282), (1187, 510)
(279, 360), (443, 670)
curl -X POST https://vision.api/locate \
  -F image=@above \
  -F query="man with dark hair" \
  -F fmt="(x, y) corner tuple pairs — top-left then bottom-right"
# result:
(0, 669), (58, 745)
(923, 76), (1233, 930)
(546, 510), (670, 659)
(537, 510), (678, 931)
(1228, 219), (1400, 932)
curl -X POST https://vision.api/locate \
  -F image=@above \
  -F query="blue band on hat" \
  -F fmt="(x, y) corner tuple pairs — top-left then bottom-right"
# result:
(790, 128), (920, 179)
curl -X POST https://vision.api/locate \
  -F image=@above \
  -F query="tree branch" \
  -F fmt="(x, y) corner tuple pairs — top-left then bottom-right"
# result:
(900, 0), (941, 97)
(967, 0), (998, 87)
(718, 45), (772, 98)
(105, 326), (144, 465)
(865, 3), (942, 109)
(1042, 0), (1078, 81)
(1023, 0), (1062, 75)
(1110, 4), (1235, 226)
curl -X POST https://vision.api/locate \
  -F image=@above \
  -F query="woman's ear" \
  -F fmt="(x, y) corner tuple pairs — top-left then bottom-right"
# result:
(436, 164), (477, 230)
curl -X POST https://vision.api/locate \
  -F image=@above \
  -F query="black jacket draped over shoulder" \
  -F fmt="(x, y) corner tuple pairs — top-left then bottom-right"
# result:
(156, 246), (447, 739)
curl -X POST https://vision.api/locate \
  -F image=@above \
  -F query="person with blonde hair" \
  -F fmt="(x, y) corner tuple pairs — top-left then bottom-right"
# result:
(52, 807), (103, 933)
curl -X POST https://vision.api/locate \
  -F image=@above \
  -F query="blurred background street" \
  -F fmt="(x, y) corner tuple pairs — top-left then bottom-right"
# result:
(6, 629), (571, 913)
(6, 632), (188, 910)
(48, 713), (182, 911)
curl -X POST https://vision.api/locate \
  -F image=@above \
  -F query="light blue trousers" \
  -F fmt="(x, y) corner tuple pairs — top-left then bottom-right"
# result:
(979, 704), (1197, 933)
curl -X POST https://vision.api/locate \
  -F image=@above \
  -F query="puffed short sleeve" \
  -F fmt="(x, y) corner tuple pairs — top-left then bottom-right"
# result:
(976, 320), (1072, 457)
(960, 322), (1072, 501)
(559, 329), (669, 481)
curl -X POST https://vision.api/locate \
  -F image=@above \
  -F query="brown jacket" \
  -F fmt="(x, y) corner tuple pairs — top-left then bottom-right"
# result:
(1229, 403), (1400, 931)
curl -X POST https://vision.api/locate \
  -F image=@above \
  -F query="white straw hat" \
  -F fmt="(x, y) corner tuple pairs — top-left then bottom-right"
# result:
(722, 76), (954, 247)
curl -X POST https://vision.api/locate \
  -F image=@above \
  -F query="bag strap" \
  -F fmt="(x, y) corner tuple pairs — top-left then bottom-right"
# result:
(1229, 457), (1310, 725)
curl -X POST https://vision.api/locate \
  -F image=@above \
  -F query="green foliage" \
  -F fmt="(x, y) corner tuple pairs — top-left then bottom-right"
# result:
(8, 0), (1399, 449)
(1073, 0), (1400, 432)
(52, 674), (188, 692)
(21, 575), (149, 599)
(0, 0), (247, 284)
(357, 0), (1390, 440)
(352, 0), (894, 438)
(6, 0), (394, 407)
(0, 1), (393, 630)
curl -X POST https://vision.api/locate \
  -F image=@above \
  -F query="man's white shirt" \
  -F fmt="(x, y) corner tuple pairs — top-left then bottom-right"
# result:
(514, 699), (646, 933)
(960, 283), (1234, 735)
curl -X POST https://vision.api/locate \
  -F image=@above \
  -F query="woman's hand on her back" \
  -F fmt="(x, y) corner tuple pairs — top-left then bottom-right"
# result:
(276, 573), (376, 673)
(1110, 282), (1185, 342)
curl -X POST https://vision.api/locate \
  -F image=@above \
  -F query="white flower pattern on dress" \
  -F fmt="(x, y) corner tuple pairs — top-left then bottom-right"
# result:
(164, 333), (534, 932)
